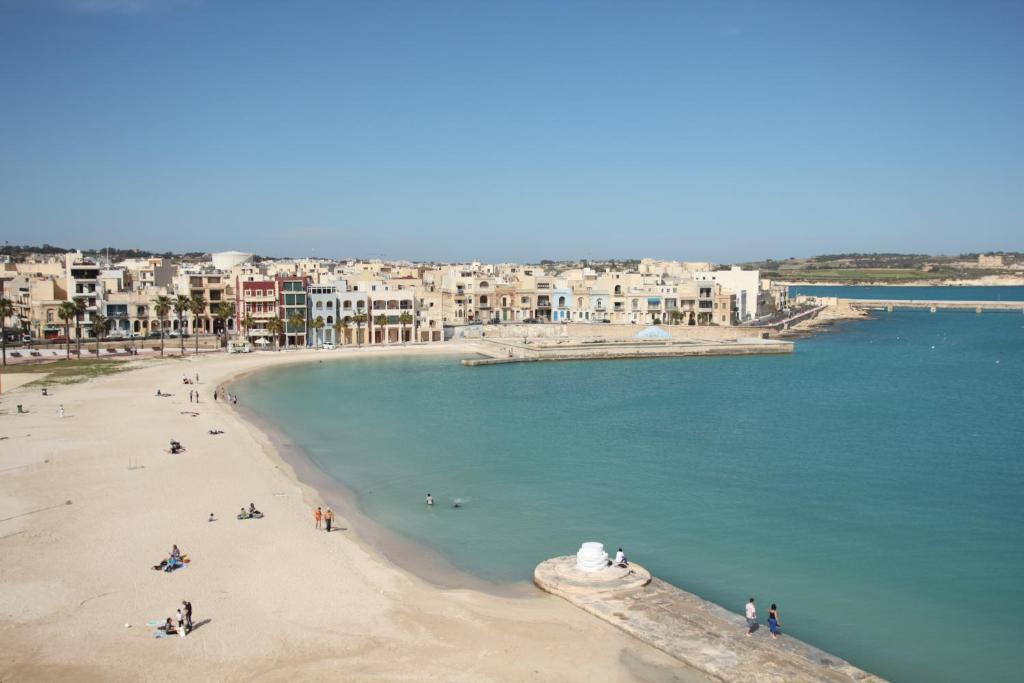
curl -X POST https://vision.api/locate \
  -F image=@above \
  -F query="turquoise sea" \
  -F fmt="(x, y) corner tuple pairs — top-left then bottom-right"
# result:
(235, 288), (1024, 682)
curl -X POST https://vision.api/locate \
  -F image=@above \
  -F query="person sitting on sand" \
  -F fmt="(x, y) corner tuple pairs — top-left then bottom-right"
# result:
(159, 617), (176, 635)
(208, 513), (215, 522)
(614, 548), (628, 568)
(170, 545), (182, 560)
(249, 502), (260, 516)
(155, 389), (162, 396)
(169, 439), (183, 454)
(239, 506), (249, 519)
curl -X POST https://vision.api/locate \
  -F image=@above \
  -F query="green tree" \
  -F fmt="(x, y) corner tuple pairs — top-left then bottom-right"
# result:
(173, 295), (191, 356)
(669, 310), (684, 326)
(352, 313), (367, 347)
(374, 314), (388, 344)
(287, 310), (306, 349)
(241, 313), (255, 341)
(398, 311), (413, 344)
(91, 314), (111, 356)
(190, 294), (207, 356)
(72, 297), (87, 358)
(57, 301), (77, 360)
(338, 317), (351, 345)
(310, 315), (325, 347)
(266, 317), (283, 351)
(0, 297), (13, 366)
(214, 301), (235, 351)
(153, 295), (172, 357)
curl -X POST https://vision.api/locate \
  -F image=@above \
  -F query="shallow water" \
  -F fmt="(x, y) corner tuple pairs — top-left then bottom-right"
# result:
(236, 310), (1024, 682)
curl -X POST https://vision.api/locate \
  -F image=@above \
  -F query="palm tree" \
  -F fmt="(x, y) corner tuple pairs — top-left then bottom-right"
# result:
(266, 317), (283, 351)
(91, 314), (111, 356)
(669, 310), (684, 326)
(337, 317), (350, 345)
(153, 295), (172, 357)
(310, 315), (325, 348)
(0, 296), (13, 366)
(57, 301), (77, 360)
(287, 310), (306, 349)
(190, 294), (207, 356)
(212, 301), (234, 350)
(373, 314), (388, 344)
(398, 311), (413, 344)
(0, 297), (13, 366)
(352, 313), (367, 346)
(241, 313), (255, 342)
(72, 297), (87, 358)
(173, 295), (191, 356)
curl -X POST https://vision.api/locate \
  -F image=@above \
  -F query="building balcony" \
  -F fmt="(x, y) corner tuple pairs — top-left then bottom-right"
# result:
(245, 294), (277, 302)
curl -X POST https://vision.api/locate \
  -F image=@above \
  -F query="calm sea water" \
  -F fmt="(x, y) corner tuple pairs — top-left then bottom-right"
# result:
(236, 306), (1024, 682)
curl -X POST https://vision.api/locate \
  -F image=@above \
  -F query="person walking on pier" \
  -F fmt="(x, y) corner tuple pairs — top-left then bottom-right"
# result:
(745, 598), (757, 636)
(768, 604), (781, 639)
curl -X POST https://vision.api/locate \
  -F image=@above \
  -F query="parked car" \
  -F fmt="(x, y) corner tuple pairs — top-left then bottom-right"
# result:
(322, 342), (335, 350)
(147, 332), (163, 339)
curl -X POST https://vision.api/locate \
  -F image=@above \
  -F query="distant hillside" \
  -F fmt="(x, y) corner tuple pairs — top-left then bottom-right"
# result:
(741, 252), (1023, 283)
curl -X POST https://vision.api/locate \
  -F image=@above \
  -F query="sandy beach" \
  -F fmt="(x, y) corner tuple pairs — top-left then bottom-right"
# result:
(0, 344), (710, 682)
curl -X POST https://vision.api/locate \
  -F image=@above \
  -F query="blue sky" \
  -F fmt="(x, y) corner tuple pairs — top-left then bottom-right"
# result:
(1, 0), (1021, 262)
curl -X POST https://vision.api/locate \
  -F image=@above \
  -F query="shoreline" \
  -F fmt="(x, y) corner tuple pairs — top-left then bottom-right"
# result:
(227, 361), (538, 598)
(0, 344), (714, 681)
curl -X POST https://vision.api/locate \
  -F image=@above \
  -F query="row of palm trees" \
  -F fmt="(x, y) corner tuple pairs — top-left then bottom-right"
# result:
(0, 293), (418, 365)
(235, 310), (415, 351)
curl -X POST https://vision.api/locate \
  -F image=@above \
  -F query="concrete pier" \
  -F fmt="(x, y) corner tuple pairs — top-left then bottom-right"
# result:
(535, 555), (885, 683)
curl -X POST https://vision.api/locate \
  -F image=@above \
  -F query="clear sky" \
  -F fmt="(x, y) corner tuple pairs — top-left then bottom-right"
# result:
(1, 0), (1021, 262)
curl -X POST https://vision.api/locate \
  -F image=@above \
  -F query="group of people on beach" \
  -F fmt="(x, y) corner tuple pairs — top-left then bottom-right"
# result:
(745, 598), (782, 638)
(157, 600), (194, 638)
(313, 506), (335, 532)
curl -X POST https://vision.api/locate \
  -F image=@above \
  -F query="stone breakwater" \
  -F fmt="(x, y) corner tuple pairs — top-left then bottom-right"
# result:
(534, 556), (886, 683)
(463, 338), (794, 366)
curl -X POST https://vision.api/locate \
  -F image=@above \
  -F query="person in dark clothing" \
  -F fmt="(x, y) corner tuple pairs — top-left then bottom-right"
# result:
(182, 600), (193, 632)
(324, 508), (334, 532)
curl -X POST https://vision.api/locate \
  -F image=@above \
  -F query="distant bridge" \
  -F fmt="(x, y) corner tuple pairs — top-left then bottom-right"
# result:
(843, 299), (1024, 313)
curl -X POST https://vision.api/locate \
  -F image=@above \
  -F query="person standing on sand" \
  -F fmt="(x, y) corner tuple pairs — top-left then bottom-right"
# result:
(182, 600), (193, 632)
(324, 508), (333, 532)
(314, 506), (322, 529)
(57, 404), (64, 418)
(213, 390), (218, 402)
(768, 603), (781, 639)
(745, 598), (757, 636)
(176, 608), (186, 638)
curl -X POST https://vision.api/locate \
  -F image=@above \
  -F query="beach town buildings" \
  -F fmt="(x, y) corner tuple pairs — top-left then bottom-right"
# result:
(2, 249), (788, 349)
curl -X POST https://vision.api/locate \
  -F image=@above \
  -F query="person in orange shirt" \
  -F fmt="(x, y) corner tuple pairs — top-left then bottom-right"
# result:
(314, 506), (322, 529)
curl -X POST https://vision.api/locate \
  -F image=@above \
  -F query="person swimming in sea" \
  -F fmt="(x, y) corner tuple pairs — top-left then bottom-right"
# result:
(426, 493), (434, 506)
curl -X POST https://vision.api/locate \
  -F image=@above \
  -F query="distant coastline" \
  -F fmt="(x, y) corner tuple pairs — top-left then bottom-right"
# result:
(779, 275), (1024, 287)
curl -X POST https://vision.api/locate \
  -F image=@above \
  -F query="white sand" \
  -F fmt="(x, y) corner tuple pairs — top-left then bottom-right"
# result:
(0, 344), (709, 682)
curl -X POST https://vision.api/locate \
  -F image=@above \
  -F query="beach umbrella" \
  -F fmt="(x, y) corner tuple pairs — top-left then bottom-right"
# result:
(254, 337), (269, 346)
